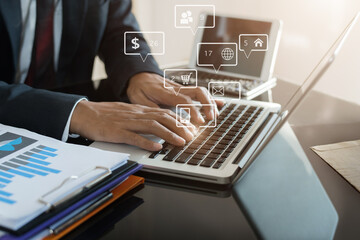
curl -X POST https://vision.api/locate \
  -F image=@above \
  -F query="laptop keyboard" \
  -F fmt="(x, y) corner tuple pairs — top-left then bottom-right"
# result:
(148, 103), (264, 169)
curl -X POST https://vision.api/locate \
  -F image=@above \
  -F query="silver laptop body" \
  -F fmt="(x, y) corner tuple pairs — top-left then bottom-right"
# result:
(92, 13), (358, 185)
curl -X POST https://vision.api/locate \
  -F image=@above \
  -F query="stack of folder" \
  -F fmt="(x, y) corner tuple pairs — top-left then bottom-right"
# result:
(0, 124), (144, 239)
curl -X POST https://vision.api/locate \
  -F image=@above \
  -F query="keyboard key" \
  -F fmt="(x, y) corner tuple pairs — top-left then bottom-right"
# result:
(175, 153), (192, 163)
(216, 143), (228, 149)
(229, 142), (238, 149)
(149, 151), (160, 159)
(210, 148), (223, 154)
(208, 136), (219, 141)
(207, 153), (220, 159)
(184, 148), (195, 154)
(206, 139), (217, 145)
(223, 135), (234, 140)
(192, 153), (205, 160)
(163, 147), (183, 161)
(248, 106), (257, 112)
(231, 126), (242, 132)
(221, 151), (231, 158)
(212, 132), (224, 137)
(149, 142), (169, 158)
(212, 162), (223, 169)
(228, 116), (237, 121)
(192, 138), (204, 145)
(201, 144), (213, 150)
(220, 122), (231, 128)
(225, 149), (233, 154)
(241, 129), (249, 135)
(217, 127), (228, 132)
(217, 157), (227, 163)
(202, 129), (212, 135)
(200, 158), (216, 167)
(227, 131), (237, 137)
(233, 135), (244, 143)
(218, 139), (230, 145)
(187, 144), (198, 150)
(187, 158), (202, 165)
(247, 121), (254, 127)
(159, 148), (169, 154)
(197, 149), (210, 155)
(243, 125), (251, 131)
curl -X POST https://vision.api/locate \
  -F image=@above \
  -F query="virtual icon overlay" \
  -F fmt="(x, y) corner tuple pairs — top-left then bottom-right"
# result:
(239, 34), (268, 58)
(124, 31), (165, 62)
(208, 81), (241, 99)
(176, 104), (217, 128)
(197, 43), (238, 72)
(175, 5), (215, 34)
(164, 69), (198, 95)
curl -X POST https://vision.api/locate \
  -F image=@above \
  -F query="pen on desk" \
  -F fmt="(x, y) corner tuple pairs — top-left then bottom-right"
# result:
(49, 192), (113, 235)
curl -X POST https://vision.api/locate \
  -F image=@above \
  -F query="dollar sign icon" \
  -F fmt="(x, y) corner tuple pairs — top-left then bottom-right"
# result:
(131, 37), (140, 50)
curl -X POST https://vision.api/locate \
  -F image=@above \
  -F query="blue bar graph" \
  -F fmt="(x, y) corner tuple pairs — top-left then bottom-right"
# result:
(0, 177), (11, 184)
(17, 155), (51, 166)
(17, 166), (48, 176)
(39, 146), (57, 152)
(0, 190), (12, 197)
(26, 163), (60, 174)
(9, 159), (59, 175)
(0, 171), (14, 178)
(37, 150), (57, 157)
(31, 148), (58, 157)
(0, 196), (15, 204)
(1, 165), (34, 178)
(24, 152), (48, 160)
(0, 144), (60, 205)
(8, 169), (34, 178)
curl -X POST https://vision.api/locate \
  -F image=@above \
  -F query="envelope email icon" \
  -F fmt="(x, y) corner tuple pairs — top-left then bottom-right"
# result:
(211, 85), (225, 96)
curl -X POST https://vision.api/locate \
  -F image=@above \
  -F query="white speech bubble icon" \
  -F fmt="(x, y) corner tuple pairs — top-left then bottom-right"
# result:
(124, 31), (165, 62)
(174, 5), (215, 35)
(239, 34), (268, 58)
(176, 104), (217, 128)
(197, 43), (238, 73)
(164, 69), (198, 96)
(208, 81), (241, 99)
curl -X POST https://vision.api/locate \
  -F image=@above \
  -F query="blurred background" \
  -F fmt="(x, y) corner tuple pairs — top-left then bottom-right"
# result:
(93, 0), (360, 105)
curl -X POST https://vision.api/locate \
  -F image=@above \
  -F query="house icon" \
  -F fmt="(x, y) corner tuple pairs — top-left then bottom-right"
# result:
(254, 38), (263, 48)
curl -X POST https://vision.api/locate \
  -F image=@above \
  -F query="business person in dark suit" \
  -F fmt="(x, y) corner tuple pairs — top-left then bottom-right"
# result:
(0, 0), (222, 151)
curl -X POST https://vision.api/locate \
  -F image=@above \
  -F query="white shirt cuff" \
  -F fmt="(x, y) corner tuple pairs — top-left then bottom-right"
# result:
(61, 98), (87, 142)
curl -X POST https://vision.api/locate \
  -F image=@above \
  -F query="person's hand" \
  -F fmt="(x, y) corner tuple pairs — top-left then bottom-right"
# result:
(70, 100), (197, 151)
(127, 72), (225, 123)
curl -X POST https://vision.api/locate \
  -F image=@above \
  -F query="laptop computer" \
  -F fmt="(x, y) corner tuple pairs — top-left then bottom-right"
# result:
(169, 14), (283, 100)
(92, 13), (358, 185)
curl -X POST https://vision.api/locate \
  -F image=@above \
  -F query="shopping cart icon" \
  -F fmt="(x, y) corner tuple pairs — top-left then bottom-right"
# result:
(180, 73), (192, 85)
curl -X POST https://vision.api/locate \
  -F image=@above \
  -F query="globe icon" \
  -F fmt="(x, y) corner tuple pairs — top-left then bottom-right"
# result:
(221, 48), (235, 61)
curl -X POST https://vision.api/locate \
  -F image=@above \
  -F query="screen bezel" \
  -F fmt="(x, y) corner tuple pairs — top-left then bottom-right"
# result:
(189, 13), (283, 81)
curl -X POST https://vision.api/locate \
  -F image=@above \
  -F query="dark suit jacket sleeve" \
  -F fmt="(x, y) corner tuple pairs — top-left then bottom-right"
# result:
(0, 81), (84, 140)
(98, 0), (162, 98)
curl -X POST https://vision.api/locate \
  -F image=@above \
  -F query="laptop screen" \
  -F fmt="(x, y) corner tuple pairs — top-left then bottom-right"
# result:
(199, 15), (272, 78)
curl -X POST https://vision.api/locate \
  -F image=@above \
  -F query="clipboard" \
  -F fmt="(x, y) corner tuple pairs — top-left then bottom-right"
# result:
(1, 163), (142, 240)
(0, 161), (140, 236)
(43, 175), (145, 240)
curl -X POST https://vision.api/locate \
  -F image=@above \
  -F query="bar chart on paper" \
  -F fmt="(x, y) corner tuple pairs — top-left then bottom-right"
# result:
(0, 124), (129, 231)
(0, 132), (61, 205)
